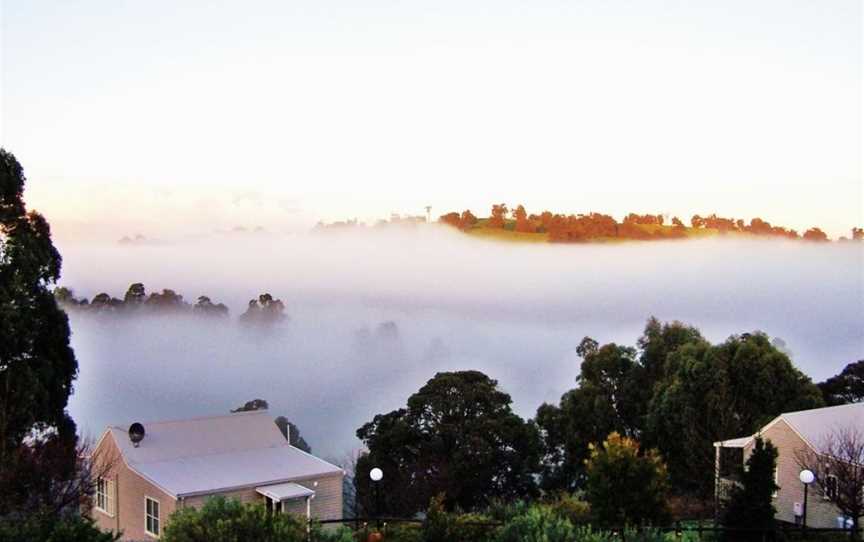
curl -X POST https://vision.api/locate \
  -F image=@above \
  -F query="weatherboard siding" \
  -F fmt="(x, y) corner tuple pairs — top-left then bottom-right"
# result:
(180, 473), (343, 521)
(745, 419), (843, 528)
(91, 432), (177, 541)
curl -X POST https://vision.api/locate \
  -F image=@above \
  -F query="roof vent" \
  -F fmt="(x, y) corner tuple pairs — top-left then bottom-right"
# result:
(129, 422), (145, 447)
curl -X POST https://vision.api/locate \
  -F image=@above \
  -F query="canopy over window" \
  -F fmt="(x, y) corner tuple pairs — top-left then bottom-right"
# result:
(256, 482), (315, 502)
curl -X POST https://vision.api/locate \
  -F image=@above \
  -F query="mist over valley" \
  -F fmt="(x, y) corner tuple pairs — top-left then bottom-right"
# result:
(58, 227), (864, 458)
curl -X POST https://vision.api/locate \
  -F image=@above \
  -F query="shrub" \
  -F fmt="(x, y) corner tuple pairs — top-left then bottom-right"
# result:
(162, 496), (307, 542)
(546, 492), (591, 525)
(423, 495), (496, 542)
(585, 432), (671, 527)
(496, 504), (574, 542)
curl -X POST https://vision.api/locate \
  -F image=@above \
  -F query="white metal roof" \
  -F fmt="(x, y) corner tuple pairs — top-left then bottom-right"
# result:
(714, 403), (864, 450)
(106, 410), (342, 497)
(256, 482), (315, 501)
(779, 402), (864, 450)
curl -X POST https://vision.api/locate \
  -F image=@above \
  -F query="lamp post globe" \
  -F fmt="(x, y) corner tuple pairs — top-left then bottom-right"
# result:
(799, 469), (815, 529)
(370, 467), (383, 482)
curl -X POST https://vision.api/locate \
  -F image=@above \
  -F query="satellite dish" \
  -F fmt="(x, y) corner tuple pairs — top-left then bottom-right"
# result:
(129, 422), (145, 447)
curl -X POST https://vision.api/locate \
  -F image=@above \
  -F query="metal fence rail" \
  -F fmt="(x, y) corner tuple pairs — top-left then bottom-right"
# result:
(311, 518), (862, 541)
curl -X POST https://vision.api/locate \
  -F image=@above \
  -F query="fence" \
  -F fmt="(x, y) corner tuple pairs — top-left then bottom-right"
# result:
(311, 518), (861, 542)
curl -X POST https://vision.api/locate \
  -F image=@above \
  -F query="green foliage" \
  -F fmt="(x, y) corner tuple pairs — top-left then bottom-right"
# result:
(0, 515), (119, 542)
(423, 495), (494, 542)
(230, 399), (312, 453)
(313, 525), (356, 542)
(162, 496), (307, 542)
(495, 504), (575, 542)
(356, 371), (541, 515)
(722, 436), (778, 538)
(546, 493), (591, 525)
(584, 432), (670, 527)
(0, 149), (80, 515)
(648, 331), (822, 496)
(536, 337), (646, 491)
(818, 360), (864, 405)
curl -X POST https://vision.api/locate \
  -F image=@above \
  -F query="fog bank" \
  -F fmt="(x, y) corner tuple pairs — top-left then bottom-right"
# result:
(60, 228), (864, 457)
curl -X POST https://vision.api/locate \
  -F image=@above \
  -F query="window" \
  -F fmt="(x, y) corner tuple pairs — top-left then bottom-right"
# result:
(145, 497), (160, 537)
(95, 477), (114, 516)
(825, 474), (838, 501)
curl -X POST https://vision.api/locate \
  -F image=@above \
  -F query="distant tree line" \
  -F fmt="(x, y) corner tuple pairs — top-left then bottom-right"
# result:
(55, 284), (287, 326)
(440, 204), (862, 242)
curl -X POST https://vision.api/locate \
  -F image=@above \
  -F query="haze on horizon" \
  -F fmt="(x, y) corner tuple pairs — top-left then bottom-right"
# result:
(60, 229), (864, 458)
(1, 0), (861, 240)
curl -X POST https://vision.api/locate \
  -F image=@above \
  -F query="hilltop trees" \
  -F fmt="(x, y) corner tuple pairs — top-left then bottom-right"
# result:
(240, 293), (286, 326)
(355, 371), (541, 515)
(803, 227), (829, 242)
(56, 283), (231, 318)
(436, 205), (831, 242)
(488, 203), (509, 228)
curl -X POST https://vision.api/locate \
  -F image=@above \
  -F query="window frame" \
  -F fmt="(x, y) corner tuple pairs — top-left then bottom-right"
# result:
(95, 477), (114, 517)
(145, 496), (161, 538)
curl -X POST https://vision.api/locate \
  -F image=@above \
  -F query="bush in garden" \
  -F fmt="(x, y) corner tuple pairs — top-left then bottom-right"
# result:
(423, 495), (496, 542)
(495, 504), (574, 542)
(162, 496), (307, 542)
(546, 492), (591, 525)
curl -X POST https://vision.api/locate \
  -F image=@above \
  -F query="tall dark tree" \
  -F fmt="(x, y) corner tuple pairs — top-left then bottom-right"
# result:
(635, 318), (703, 447)
(231, 399), (311, 453)
(536, 338), (641, 491)
(0, 149), (79, 515)
(818, 360), (864, 405)
(722, 436), (779, 538)
(356, 371), (541, 515)
(648, 332), (822, 497)
(274, 416), (311, 454)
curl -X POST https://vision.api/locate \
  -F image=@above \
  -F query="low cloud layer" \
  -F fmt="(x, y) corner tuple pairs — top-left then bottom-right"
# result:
(60, 228), (864, 457)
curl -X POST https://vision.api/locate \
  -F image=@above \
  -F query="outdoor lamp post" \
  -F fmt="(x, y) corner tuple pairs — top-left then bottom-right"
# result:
(799, 469), (815, 529)
(369, 467), (384, 531)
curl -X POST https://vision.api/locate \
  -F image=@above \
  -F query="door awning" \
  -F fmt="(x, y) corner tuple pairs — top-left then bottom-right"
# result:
(256, 482), (315, 501)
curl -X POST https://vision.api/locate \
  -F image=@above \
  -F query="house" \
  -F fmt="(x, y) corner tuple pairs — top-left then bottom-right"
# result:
(714, 402), (863, 528)
(89, 410), (343, 540)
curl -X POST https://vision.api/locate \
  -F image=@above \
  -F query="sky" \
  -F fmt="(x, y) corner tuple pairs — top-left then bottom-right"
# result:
(1, 0), (861, 239)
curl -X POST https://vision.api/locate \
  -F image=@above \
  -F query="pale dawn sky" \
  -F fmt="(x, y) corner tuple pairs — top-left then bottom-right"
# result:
(1, 0), (861, 239)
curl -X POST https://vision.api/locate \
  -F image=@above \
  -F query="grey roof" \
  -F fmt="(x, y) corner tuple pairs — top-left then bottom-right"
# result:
(714, 403), (864, 450)
(779, 402), (864, 450)
(107, 410), (342, 497)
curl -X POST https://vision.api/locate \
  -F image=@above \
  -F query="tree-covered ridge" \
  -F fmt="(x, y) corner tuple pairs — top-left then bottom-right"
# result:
(55, 283), (286, 326)
(439, 204), (863, 243)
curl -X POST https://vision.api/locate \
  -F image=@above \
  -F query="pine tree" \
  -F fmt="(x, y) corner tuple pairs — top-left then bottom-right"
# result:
(722, 436), (778, 539)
